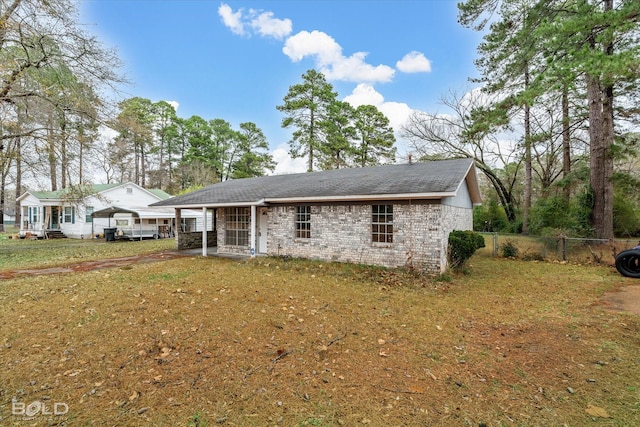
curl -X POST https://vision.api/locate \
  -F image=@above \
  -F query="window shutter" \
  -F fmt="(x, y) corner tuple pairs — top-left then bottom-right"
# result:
(72, 207), (75, 224)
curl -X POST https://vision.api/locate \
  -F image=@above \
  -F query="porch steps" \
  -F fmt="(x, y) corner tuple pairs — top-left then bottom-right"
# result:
(45, 229), (67, 239)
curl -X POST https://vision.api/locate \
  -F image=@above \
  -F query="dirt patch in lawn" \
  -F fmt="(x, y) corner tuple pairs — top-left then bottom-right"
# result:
(0, 251), (190, 280)
(600, 284), (640, 315)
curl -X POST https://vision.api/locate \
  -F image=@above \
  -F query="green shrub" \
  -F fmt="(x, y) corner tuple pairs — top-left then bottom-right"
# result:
(448, 230), (486, 270)
(473, 200), (509, 232)
(500, 240), (519, 258)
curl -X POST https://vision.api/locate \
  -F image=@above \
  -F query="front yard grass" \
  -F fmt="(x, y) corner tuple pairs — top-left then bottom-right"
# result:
(0, 234), (175, 270)
(1, 239), (639, 425)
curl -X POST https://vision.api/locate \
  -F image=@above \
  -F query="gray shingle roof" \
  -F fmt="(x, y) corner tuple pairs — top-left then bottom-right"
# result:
(152, 158), (479, 207)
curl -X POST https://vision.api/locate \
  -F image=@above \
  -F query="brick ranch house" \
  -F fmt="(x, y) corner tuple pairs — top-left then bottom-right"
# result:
(152, 158), (482, 273)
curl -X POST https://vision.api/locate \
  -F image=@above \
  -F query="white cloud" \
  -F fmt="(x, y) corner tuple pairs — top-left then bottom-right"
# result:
(271, 144), (307, 175)
(167, 100), (179, 112)
(343, 84), (414, 155)
(324, 52), (395, 83)
(343, 83), (385, 107)
(219, 5), (397, 84)
(282, 30), (342, 64)
(343, 83), (412, 131)
(377, 101), (413, 133)
(396, 51), (432, 73)
(218, 3), (292, 40)
(218, 3), (245, 36)
(283, 30), (394, 83)
(250, 11), (292, 40)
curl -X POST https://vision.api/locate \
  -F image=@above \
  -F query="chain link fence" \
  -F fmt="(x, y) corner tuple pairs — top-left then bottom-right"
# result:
(477, 233), (640, 265)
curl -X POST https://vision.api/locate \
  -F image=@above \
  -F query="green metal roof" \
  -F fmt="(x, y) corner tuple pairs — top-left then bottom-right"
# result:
(27, 183), (172, 201)
(29, 183), (121, 200)
(146, 188), (173, 200)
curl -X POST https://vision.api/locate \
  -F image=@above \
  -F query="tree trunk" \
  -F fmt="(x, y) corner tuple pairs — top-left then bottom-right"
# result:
(0, 177), (5, 232)
(522, 66), (532, 235)
(134, 139), (140, 185)
(78, 124), (84, 184)
(15, 136), (22, 230)
(308, 110), (315, 172)
(140, 142), (146, 187)
(478, 163), (517, 223)
(48, 113), (58, 191)
(562, 86), (571, 202)
(587, 74), (613, 239)
(61, 120), (67, 188)
(587, 0), (615, 240)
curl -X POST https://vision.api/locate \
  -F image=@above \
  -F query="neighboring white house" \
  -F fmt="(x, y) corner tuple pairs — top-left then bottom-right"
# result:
(152, 159), (482, 274)
(2, 209), (16, 227)
(17, 182), (203, 239)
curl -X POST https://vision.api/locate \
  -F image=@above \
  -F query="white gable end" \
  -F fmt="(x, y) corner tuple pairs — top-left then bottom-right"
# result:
(442, 179), (473, 209)
(100, 184), (165, 208)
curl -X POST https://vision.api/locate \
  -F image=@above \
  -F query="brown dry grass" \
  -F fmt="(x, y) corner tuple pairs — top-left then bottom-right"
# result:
(0, 236), (175, 271)
(1, 251), (640, 426)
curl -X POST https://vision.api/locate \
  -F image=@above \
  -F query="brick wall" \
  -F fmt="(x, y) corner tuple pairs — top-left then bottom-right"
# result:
(216, 208), (249, 255)
(214, 202), (472, 273)
(177, 231), (217, 250)
(267, 201), (472, 273)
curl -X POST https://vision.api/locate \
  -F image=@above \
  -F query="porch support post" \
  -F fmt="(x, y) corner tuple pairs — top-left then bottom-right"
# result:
(174, 208), (181, 244)
(250, 205), (256, 258)
(202, 207), (208, 257)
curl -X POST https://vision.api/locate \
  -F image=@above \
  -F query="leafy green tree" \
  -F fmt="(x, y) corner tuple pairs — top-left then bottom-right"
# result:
(230, 122), (275, 179)
(473, 199), (510, 232)
(459, 0), (640, 239)
(183, 115), (216, 185)
(149, 101), (179, 189)
(277, 69), (338, 172)
(209, 118), (240, 182)
(111, 97), (155, 186)
(184, 118), (273, 183)
(318, 100), (356, 170)
(464, 0), (542, 233)
(352, 105), (396, 167)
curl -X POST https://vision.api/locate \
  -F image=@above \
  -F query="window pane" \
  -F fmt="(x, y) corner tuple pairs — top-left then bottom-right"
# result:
(86, 206), (94, 223)
(295, 206), (311, 239)
(225, 208), (250, 246)
(371, 204), (393, 244)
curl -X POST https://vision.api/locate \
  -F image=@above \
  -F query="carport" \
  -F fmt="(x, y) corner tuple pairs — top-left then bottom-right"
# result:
(91, 206), (177, 240)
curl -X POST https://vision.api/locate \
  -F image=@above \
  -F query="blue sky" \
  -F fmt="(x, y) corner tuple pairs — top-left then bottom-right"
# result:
(80, 0), (483, 173)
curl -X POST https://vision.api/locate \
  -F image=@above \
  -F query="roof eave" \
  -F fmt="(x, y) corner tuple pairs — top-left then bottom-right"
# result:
(155, 193), (451, 208)
(461, 161), (483, 205)
(265, 193), (452, 204)
(156, 199), (267, 209)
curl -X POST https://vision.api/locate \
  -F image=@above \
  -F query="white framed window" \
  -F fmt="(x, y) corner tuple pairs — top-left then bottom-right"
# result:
(372, 204), (393, 243)
(295, 206), (311, 239)
(27, 206), (40, 224)
(63, 206), (75, 224)
(85, 206), (94, 223)
(225, 207), (249, 246)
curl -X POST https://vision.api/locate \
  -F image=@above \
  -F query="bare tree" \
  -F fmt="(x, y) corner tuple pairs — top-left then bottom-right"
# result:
(0, 0), (124, 232)
(402, 89), (522, 222)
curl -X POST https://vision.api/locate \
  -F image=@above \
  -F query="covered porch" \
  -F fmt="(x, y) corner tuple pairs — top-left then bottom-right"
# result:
(92, 206), (204, 241)
(20, 204), (68, 239)
(174, 203), (267, 258)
